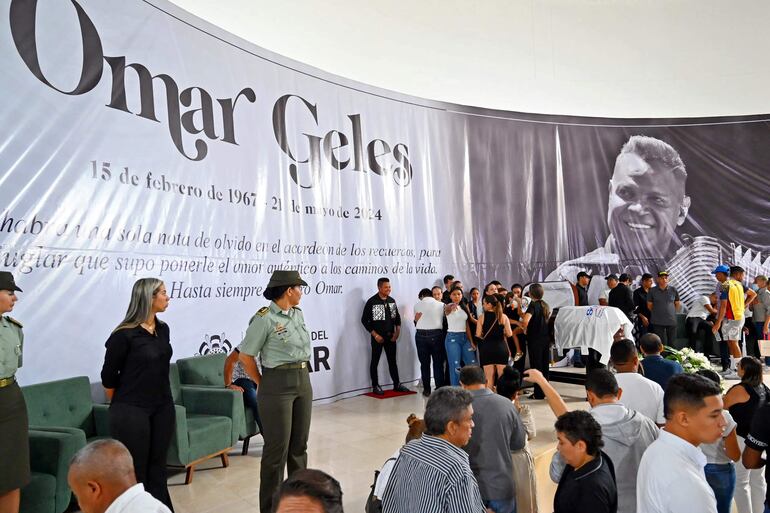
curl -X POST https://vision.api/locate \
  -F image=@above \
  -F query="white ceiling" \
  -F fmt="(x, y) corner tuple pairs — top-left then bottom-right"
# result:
(168, 0), (770, 118)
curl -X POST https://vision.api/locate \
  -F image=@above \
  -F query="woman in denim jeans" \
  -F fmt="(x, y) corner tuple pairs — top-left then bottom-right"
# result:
(697, 369), (740, 513)
(444, 287), (477, 386)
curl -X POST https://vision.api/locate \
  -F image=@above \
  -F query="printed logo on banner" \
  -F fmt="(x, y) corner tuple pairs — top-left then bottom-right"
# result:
(197, 333), (232, 356)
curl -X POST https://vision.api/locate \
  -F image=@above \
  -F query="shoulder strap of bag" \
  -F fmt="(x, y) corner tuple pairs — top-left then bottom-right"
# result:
(479, 313), (497, 340)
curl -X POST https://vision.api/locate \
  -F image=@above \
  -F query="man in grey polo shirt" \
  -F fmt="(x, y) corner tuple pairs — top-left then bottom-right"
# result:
(647, 271), (681, 346)
(460, 366), (526, 513)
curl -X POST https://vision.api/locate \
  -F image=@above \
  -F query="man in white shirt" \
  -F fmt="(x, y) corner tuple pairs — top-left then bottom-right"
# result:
(685, 293), (717, 354)
(414, 288), (449, 396)
(610, 339), (666, 424)
(68, 439), (171, 513)
(637, 373), (726, 513)
(598, 274), (618, 306)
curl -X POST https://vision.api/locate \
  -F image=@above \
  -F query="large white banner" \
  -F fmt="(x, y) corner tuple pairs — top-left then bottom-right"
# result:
(2, 0), (470, 400)
(5, 0), (770, 399)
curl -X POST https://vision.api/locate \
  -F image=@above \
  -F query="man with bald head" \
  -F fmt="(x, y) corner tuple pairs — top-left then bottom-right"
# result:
(67, 439), (171, 513)
(547, 135), (692, 304)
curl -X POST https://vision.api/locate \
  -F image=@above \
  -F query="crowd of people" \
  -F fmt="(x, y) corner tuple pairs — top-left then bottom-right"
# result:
(4, 262), (770, 513)
(358, 268), (770, 513)
(364, 351), (770, 513)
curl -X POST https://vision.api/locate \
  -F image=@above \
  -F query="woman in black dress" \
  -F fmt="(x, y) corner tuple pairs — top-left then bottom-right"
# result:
(521, 283), (551, 400)
(475, 294), (513, 388)
(101, 278), (175, 510)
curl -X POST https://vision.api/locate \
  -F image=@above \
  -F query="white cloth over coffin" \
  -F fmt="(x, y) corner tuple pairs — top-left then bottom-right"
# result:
(554, 306), (633, 364)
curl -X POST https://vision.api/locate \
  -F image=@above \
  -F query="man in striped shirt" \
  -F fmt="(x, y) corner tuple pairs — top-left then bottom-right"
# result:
(382, 387), (486, 513)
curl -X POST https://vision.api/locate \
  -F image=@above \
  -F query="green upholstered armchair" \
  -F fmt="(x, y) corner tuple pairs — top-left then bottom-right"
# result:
(23, 371), (241, 486)
(176, 353), (260, 454)
(22, 376), (111, 440)
(168, 363), (241, 483)
(20, 428), (86, 513)
(21, 376), (112, 513)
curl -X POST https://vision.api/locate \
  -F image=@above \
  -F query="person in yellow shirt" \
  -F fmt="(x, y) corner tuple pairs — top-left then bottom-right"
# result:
(713, 266), (756, 377)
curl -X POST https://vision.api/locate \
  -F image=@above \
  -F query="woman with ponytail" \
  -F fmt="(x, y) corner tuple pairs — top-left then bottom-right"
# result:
(521, 283), (551, 400)
(475, 293), (513, 388)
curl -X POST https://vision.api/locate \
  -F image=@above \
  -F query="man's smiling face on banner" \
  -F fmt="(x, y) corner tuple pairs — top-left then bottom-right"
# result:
(607, 150), (690, 258)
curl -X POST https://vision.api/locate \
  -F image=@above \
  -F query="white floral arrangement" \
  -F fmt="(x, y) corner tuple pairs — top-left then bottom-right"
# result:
(663, 346), (712, 373)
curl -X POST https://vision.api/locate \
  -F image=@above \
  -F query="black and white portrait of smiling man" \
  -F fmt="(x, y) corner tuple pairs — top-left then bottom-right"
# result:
(547, 135), (692, 303)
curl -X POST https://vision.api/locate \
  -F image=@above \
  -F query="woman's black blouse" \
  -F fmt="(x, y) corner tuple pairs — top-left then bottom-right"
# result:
(101, 322), (173, 406)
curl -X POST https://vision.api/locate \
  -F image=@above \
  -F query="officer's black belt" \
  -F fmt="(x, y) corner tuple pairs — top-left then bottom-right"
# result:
(271, 362), (309, 370)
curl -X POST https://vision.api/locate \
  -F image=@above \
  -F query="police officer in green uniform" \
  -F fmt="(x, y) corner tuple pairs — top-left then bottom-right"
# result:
(238, 270), (313, 513)
(0, 272), (28, 513)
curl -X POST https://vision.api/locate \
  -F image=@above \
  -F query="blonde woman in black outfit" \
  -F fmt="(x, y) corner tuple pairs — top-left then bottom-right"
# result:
(100, 278), (174, 511)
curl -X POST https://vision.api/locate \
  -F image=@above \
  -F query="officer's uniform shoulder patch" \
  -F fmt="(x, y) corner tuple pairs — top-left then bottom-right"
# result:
(256, 307), (270, 317)
(6, 316), (22, 328)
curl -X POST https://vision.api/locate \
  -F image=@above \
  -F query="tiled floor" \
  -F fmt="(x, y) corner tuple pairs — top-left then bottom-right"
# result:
(166, 380), (591, 513)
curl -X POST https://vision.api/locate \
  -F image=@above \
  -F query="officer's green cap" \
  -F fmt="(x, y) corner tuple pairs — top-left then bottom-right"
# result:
(264, 270), (308, 296)
(0, 272), (22, 292)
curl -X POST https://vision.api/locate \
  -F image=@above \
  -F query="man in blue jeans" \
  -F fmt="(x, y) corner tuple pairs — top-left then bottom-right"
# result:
(224, 348), (263, 434)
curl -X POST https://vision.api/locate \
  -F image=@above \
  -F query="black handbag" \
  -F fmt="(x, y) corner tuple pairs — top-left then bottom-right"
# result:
(365, 457), (396, 513)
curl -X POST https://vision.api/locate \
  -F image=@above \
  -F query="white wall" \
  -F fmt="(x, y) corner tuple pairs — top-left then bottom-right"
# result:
(168, 0), (770, 118)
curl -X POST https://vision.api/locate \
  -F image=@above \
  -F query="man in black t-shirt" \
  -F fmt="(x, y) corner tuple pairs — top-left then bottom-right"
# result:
(361, 277), (408, 395)
(608, 272), (635, 319)
(441, 274), (455, 303)
(742, 402), (770, 511)
(633, 273), (654, 340)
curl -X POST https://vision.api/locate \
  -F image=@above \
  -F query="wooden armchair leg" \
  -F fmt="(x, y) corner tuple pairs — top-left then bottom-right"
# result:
(185, 465), (195, 484)
(221, 452), (230, 468)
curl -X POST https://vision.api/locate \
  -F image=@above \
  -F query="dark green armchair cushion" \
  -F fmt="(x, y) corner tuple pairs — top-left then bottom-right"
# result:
(177, 353), (227, 386)
(186, 414), (233, 461)
(181, 386), (243, 446)
(22, 377), (97, 436)
(20, 472), (57, 513)
(25, 428), (86, 513)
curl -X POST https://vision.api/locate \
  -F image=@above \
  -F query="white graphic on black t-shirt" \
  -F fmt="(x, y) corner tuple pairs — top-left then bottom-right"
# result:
(372, 304), (386, 321)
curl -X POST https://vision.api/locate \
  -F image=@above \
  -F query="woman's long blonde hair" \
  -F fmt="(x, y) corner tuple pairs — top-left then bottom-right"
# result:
(113, 278), (165, 332)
